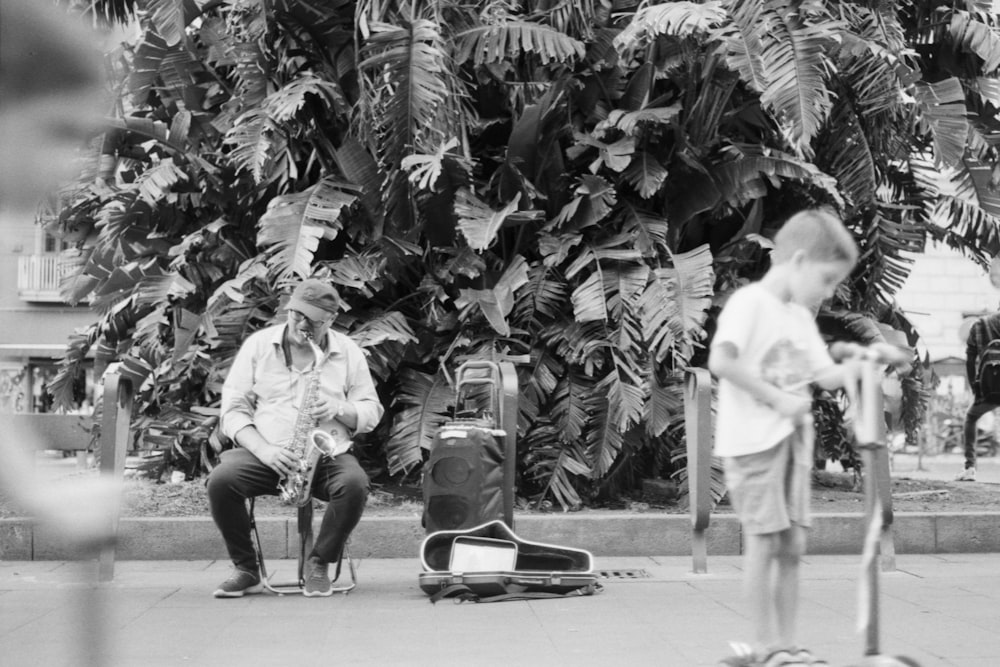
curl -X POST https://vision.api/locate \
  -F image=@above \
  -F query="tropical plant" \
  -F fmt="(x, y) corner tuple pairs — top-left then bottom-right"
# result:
(45, 0), (1000, 509)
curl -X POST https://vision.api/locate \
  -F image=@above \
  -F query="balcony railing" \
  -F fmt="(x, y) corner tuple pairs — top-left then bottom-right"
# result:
(17, 254), (63, 302)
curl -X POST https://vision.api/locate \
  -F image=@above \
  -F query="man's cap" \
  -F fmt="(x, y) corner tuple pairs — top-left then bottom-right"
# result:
(286, 279), (340, 322)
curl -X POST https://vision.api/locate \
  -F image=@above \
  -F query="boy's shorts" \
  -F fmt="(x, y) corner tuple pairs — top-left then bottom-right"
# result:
(722, 426), (813, 535)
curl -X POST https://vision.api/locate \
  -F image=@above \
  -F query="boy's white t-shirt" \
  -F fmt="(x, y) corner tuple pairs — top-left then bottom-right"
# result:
(711, 283), (834, 458)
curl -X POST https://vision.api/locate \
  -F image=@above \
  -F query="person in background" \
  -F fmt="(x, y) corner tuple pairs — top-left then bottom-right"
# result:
(709, 209), (859, 667)
(206, 278), (384, 598)
(956, 308), (1000, 481)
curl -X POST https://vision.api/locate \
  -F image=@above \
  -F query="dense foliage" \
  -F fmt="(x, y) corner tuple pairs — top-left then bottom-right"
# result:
(47, 0), (1000, 508)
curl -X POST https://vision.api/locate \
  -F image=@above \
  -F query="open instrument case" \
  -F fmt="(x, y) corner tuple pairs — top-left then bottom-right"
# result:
(419, 360), (600, 602)
(418, 520), (601, 602)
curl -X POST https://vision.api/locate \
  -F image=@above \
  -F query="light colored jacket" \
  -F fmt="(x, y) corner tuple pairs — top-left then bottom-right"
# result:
(220, 323), (383, 448)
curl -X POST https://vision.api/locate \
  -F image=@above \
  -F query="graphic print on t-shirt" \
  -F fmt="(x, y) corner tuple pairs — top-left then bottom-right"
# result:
(760, 338), (811, 391)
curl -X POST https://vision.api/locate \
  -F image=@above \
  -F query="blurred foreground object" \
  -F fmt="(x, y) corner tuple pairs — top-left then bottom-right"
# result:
(0, 414), (120, 551)
(0, 0), (122, 553)
(0, 0), (107, 214)
(0, 4), (119, 665)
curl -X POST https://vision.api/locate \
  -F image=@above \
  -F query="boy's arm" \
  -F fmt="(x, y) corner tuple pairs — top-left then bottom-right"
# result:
(813, 342), (910, 391)
(708, 341), (812, 419)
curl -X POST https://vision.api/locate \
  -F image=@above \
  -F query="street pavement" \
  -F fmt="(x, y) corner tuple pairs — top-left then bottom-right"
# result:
(889, 452), (1000, 484)
(1, 553), (998, 667)
(10, 452), (998, 667)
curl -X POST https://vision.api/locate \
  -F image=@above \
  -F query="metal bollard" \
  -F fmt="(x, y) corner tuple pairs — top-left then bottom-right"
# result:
(684, 367), (713, 574)
(97, 370), (133, 583)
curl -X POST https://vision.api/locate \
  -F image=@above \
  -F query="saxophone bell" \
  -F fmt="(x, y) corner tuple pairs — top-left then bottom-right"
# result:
(309, 429), (337, 457)
(308, 429), (352, 459)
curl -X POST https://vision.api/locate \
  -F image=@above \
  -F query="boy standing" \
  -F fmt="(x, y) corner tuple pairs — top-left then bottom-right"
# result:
(709, 209), (859, 667)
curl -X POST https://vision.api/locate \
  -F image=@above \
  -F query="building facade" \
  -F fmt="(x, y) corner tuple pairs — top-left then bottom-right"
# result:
(0, 207), (95, 414)
(896, 242), (999, 375)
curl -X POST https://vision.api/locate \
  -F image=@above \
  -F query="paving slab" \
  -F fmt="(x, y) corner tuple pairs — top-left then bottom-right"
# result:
(1, 554), (998, 667)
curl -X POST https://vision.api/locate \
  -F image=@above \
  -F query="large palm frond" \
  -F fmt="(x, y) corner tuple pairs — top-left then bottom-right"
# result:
(511, 263), (570, 327)
(619, 203), (670, 257)
(384, 368), (454, 474)
(818, 96), (877, 213)
(332, 138), (385, 240)
(516, 347), (565, 427)
(532, 0), (605, 42)
(638, 244), (715, 369)
(547, 367), (590, 444)
(454, 255), (530, 336)
(128, 30), (174, 104)
(710, 147), (844, 210)
(914, 78), (971, 168)
(66, 0), (140, 26)
(907, 155), (996, 262)
(454, 189), (523, 251)
(456, 20), (586, 66)
(201, 265), (275, 363)
(145, 0), (200, 47)
(522, 421), (590, 509)
(551, 175), (619, 229)
(357, 17), (464, 234)
(569, 262), (648, 323)
(715, 1), (842, 158)
(267, 72), (349, 123)
(756, 0), (839, 159)
(224, 109), (284, 185)
(646, 367), (685, 438)
(349, 311), (419, 379)
(499, 83), (572, 208)
(819, 8), (910, 213)
(255, 177), (359, 282)
(714, 0), (768, 93)
(613, 0), (726, 64)
(584, 366), (643, 477)
(948, 9), (1000, 73)
(854, 202), (925, 306)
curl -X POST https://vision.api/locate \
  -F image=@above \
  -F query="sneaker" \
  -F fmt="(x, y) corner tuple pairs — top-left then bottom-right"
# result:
(213, 567), (263, 598)
(789, 648), (828, 666)
(760, 649), (809, 666)
(303, 556), (333, 597)
(718, 642), (760, 666)
(955, 467), (977, 482)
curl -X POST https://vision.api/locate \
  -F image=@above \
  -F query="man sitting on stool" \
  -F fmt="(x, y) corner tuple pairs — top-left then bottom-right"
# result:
(207, 279), (383, 597)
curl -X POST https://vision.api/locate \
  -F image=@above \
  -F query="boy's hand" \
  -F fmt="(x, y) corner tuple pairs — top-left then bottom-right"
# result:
(770, 391), (812, 418)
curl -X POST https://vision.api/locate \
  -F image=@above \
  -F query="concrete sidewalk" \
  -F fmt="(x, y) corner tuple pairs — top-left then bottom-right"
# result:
(890, 452), (1000, 484)
(2, 554), (998, 667)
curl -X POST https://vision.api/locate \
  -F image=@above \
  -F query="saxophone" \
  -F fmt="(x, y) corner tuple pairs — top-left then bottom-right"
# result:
(277, 334), (353, 506)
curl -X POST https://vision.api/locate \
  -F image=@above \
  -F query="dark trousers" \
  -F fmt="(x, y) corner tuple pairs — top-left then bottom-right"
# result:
(207, 447), (369, 571)
(963, 399), (997, 470)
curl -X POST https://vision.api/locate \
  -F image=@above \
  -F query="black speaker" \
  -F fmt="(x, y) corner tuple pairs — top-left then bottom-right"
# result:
(423, 426), (504, 533)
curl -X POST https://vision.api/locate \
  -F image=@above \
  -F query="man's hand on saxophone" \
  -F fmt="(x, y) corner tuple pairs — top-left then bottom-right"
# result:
(309, 396), (358, 431)
(231, 426), (297, 478)
(257, 442), (299, 479)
